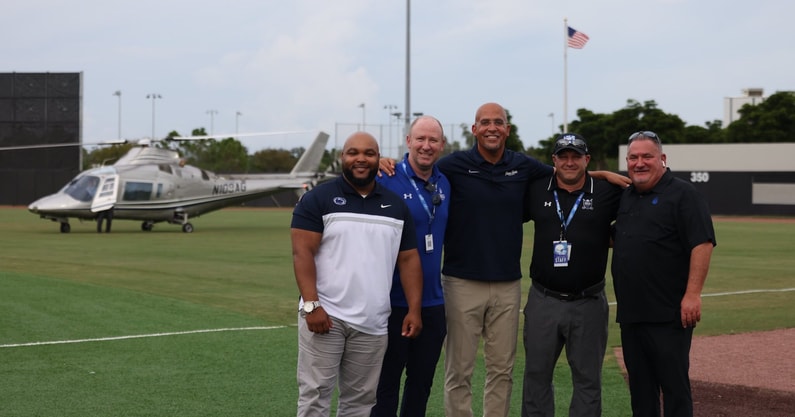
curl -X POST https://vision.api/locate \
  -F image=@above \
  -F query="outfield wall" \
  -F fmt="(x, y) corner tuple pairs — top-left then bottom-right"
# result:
(618, 143), (795, 216)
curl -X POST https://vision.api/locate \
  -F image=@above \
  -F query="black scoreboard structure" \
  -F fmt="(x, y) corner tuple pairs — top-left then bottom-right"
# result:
(619, 143), (795, 216)
(0, 72), (82, 206)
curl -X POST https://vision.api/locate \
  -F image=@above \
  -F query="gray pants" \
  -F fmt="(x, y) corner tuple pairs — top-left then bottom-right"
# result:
(297, 315), (388, 417)
(521, 285), (608, 417)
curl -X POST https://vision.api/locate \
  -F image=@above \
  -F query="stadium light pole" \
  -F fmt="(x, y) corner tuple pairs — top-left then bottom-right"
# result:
(358, 103), (366, 130)
(146, 93), (162, 140)
(391, 111), (402, 158)
(235, 111), (242, 139)
(113, 90), (122, 140)
(384, 104), (397, 154)
(206, 109), (218, 136)
(402, 0), (411, 157)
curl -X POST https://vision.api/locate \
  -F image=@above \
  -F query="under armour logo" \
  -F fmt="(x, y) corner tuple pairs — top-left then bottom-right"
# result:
(404, 193), (413, 199)
(544, 201), (552, 207)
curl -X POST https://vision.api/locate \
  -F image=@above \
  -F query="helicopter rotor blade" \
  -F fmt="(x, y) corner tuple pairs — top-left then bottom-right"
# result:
(0, 140), (127, 151)
(171, 130), (313, 141)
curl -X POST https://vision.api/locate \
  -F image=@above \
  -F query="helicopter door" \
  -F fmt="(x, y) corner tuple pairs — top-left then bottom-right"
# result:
(91, 175), (119, 213)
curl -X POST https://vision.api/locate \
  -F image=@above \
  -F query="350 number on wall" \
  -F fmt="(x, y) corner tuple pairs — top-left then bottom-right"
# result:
(690, 172), (710, 183)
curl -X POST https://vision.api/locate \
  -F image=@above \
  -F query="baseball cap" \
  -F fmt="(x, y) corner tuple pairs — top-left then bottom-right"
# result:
(553, 133), (589, 155)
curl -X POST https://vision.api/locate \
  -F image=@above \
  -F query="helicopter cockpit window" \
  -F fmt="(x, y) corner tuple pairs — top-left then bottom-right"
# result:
(64, 175), (101, 202)
(158, 164), (173, 175)
(122, 182), (153, 201)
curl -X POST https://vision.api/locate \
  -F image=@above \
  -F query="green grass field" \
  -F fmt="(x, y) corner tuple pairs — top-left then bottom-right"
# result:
(1, 207), (792, 416)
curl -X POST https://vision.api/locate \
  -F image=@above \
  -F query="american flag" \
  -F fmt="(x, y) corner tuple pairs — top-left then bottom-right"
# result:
(567, 26), (589, 49)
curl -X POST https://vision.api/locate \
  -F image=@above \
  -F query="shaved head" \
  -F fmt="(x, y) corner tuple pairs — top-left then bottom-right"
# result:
(341, 131), (380, 191)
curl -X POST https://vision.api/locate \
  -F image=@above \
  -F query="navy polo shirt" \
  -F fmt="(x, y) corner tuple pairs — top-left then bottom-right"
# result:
(525, 174), (622, 293)
(377, 155), (450, 308)
(437, 145), (553, 282)
(612, 170), (716, 324)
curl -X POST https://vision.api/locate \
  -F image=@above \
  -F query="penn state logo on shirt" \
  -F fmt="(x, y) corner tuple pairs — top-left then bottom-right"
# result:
(333, 196), (347, 206)
(581, 198), (594, 210)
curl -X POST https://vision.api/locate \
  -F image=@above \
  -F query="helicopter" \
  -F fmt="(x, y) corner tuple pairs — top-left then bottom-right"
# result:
(23, 131), (331, 233)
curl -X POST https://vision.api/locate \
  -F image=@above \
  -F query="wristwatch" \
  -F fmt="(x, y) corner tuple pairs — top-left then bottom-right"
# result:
(301, 301), (321, 317)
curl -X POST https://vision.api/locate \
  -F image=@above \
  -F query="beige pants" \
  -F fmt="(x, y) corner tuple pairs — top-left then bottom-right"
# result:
(442, 275), (521, 417)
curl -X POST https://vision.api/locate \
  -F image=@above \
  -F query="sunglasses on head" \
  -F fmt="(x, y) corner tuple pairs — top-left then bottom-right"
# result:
(628, 131), (661, 144)
(555, 137), (588, 151)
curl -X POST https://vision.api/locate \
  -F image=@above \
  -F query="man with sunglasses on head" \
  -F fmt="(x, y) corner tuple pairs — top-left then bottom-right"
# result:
(521, 133), (622, 417)
(371, 115), (450, 417)
(612, 131), (716, 417)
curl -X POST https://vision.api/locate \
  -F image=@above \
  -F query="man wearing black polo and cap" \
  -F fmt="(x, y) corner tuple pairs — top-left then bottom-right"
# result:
(521, 133), (622, 417)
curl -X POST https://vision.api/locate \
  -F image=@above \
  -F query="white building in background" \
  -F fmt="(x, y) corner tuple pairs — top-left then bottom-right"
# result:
(723, 88), (766, 126)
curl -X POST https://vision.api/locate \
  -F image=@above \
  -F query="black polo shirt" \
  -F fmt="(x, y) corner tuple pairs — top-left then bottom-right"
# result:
(437, 145), (552, 282)
(525, 174), (621, 293)
(612, 170), (716, 324)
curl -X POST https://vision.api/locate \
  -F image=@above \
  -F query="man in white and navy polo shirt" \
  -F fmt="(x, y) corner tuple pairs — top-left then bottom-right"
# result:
(291, 132), (424, 417)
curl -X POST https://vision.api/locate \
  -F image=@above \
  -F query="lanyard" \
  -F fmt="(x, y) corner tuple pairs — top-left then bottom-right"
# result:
(400, 162), (435, 228)
(553, 190), (584, 240)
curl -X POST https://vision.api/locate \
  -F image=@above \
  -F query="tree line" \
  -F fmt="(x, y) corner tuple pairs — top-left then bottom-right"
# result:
(531, 91), (795, 169)
(82, 127), (330, 173)
(85, 91), (795, 172)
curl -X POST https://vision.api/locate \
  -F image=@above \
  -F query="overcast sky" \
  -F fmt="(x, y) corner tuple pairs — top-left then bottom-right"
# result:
(4, 0), (792, 156)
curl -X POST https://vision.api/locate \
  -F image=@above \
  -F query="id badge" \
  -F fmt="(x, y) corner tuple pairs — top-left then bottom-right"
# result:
(425, 234), (434, 253)
(553, 240), (571, 267)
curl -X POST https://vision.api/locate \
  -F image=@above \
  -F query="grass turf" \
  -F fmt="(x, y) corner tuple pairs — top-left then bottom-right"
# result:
(1, 207), (792, 416)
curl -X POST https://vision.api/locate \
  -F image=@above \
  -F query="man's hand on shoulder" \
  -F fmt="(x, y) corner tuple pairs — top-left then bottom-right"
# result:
(590, 170), (631, 188)
(378, 157), (397, 177)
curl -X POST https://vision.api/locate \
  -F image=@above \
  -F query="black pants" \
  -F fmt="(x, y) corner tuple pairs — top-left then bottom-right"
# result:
(620, 322), (694, 417)
(371, 304), (446, 417)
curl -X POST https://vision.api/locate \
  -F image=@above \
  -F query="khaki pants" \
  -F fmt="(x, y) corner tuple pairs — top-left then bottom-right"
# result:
(442, 275), (521, 417)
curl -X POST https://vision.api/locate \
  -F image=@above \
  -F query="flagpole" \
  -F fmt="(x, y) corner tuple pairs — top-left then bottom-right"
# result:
(563, 17), (568, 133)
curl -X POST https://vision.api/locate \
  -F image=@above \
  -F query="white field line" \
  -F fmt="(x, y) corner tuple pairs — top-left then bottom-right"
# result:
(2, 288), (793, 349)
(607, 287), (795, 306)
(0, 326), (286, 349)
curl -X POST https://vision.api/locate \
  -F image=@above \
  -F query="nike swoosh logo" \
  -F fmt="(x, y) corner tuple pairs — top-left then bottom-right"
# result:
(380, 204), (392, 208)
(468, 170), (479, 174)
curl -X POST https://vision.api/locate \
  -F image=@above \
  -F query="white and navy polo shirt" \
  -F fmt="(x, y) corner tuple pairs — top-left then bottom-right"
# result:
(291, 175), (417, 335)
